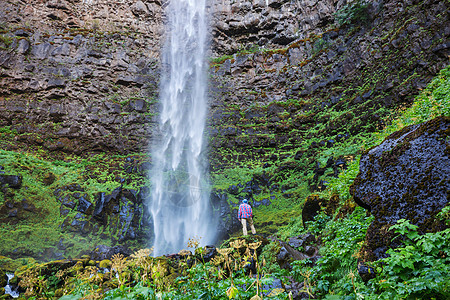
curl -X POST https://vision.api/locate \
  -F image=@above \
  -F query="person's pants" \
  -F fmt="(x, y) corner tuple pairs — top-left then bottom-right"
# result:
(241, 218), (256, 236)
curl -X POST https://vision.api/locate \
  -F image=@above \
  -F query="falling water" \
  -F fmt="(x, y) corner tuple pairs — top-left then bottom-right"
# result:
(4, 273), (19, 298)
(149, 0), (215, 256)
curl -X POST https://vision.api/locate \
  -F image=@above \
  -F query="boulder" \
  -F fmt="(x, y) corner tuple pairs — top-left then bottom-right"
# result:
(350, 116), (449, 260)
(0, 175), (22, 189)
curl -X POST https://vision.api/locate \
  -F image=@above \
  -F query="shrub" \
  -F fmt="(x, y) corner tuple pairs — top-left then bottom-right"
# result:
(335, 0), (370, 26)
(368, 219), (450, 299)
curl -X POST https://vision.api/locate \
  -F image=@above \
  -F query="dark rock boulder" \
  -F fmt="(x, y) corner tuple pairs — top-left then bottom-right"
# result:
(276, 240), (318, 270)
(357, 260), (376, 283)
(350, 116), (449, 260)
(288, 233), (316, 250)
(199, 245), (217, 263)
(0, 174), (23, 189)
(93, 186), (122, 222)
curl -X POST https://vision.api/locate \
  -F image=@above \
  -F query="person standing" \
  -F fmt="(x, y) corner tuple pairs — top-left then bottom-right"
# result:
(238, 199), (256, 236)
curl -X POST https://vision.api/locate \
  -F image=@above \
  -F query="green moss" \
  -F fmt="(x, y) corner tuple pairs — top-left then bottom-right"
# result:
(0, 149), (150, 261)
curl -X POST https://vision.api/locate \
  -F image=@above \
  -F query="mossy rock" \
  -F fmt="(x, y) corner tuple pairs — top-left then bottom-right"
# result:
(87, 260), (96, 266)
(54, 288), (64, 298)
(0, 256), (34, 273)
(350, 116), (450, 260)
(71, 261), (84, 274)
(99, 259), (112, 269)
(0, 269), (6, 288)
(41, 259), (77, 275)
(42, 172), (56, 186)
(152, 257), (170, 277)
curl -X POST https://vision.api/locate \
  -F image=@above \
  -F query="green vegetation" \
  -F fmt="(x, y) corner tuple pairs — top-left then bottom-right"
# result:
(368, 218), (450, 299)
(375, 65), (450, 139)
(291, 207), (373, 298)
(0, 150), (150, 261)
(0, 33), (13, 48)
(14, 238), (292, 299)
(0, 62), (446, 300)
(334, 0), (370, 26)
(209, 64), (449, 299)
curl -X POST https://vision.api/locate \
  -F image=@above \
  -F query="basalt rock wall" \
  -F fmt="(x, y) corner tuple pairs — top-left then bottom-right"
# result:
(0, 0), (164, 157)
(208, 0), (449, 169)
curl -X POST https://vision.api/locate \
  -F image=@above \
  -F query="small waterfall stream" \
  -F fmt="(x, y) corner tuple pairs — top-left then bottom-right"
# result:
(149, 0), (215, 256)
(4, 273), (19, 298)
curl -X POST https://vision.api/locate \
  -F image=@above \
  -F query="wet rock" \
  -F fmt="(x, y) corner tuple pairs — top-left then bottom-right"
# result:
(358, 260), (376, 283)
(122, 189), (138, 203)
(77, 197), (92, 214)
(0, 174), (23, 189)
(68, 213), (91, 234)
(211, 191), (240, 240)
(228, 185), (239, 195)
(89, 245), (131, 261)
(93, 186), (122, 222)
(350, 116), (449, 260)
(117, 202), (135, 242)
(61, 196), (75, 209)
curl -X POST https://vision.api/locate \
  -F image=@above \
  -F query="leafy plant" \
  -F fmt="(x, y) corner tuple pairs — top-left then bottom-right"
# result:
(291, 207), (373, 298)
(312, 38), (329, 55)
(368, 219), (450, 299)
(335, 0), (370, 26)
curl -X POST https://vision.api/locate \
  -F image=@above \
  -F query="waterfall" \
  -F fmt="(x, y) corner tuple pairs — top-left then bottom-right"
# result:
(149, 0), (215, 256)
(4, 273), (19, 298)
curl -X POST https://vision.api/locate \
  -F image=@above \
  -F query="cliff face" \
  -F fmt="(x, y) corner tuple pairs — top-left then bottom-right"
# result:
(208, 0), (448, 167)
(211, 0), (345, 55)
(0, 0), (448, 260)
(0, 0), (164, 156)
